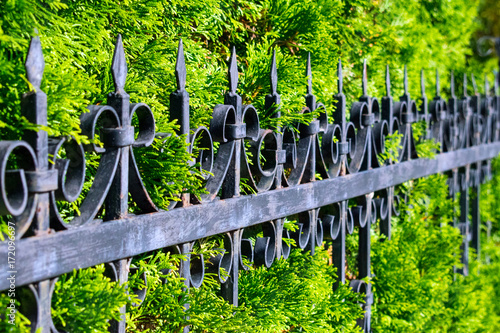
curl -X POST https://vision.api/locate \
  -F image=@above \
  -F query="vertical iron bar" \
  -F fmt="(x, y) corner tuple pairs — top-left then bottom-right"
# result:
(304, 53), (317, 255)
(470, 74), (482, 262)
(170, 39), (192, 332)
(106, 35), (131, 333)
(21, 36), (53, 333)
(471, 183), (480, 259)
(221, 47), (241, 306)
(381, 65), (394, 238)
(358, 60), (373, 332)
(458, 179), (470, 276)
(333, 59), (348, 290)
(448, 71), (460, 276)
(266, 50), (285, 259)
(358, 60), (373, 281)
(332, 202), (346, 291)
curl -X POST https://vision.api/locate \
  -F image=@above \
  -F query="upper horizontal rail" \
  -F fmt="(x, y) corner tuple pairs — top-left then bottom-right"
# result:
(1, 141), (498, 290)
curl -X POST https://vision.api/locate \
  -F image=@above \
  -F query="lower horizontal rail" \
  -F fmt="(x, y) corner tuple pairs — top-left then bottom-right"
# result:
(1, 142), (499, 290)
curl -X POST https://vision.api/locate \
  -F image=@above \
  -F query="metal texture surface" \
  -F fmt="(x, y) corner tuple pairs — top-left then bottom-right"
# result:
(1, 36), (500, 332)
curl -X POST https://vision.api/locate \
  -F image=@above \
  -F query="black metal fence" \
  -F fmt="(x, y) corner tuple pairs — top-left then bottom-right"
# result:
(1, 35), (500, 332)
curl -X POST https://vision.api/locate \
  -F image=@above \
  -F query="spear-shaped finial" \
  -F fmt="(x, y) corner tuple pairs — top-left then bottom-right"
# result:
(265, 50), (281, 125)
(362, 59), (368, 96)
(463, 73), (468, 96)
(306, 52), (312, 95)
(436, 69), (440, 97)
(111, 34), (127, 94)
(175, 39), (186, 91)
(420, 69), (426, 96)
(337, 58), (343, 94)
(471, 73), (478, 95)
(25, 36), (45, 90)
(385, 65), (391, 96)
(270, 50), (278, 95)
(495, 70), (499, 94)
(228, 46), (238, 94)
(485, 74), (490, 96)
(451, 71), (456, 97)
(403, 65), (408, 95)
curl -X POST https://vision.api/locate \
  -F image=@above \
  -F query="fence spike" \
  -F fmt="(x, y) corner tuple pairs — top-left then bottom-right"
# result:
(404, 64), (408, 95)
(337, 58), (343, 94)
(420, 69), (426, 97)
(484, 74), (489, 96)
(175, 39), (186, 91)
(495, 70), (499, 95)
(436, 69), (440, 97)
(451, 70), (456, 97)
(25, 36), (45, 90)
(265, 49), (281, 127)
(228, 46), (238, 94)
(270, 50), (278, 95)
(463, 73), (468, 97)
(170, 39), (190, 136)
(471, 73), (478, 95)
(385, 65), (391, 97)
(362, 59), (368, 96)
(306, 52), (312, 95)
(111, 34), (127, 94)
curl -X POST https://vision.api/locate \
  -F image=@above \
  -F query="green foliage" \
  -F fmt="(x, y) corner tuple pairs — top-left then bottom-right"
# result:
(236, 248), (363, 333)
(480, 157), (500, 235)
(378, 131), (403, 164)
(131, 135), (208, 209)
(371, 175), (462, 331)
(0, 294), (30, 333)
(125, 250), (191, 332)
(125, 247), (363, 333)
(51, 265), (131, 332)
(371, 168), (500, 332)
(1, 0), (496, 142)
(413, 121), (440, 159)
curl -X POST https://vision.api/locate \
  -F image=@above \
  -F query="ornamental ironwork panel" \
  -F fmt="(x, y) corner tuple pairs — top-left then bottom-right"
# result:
(1, 35), (500, 332)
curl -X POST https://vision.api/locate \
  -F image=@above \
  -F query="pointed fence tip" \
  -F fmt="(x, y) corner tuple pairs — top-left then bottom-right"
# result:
(420, 69), (425, 96)
(451, 70), (456, 97)
(25, 36), (45, 90)
(436, 69), (440, 96)
(485, 74), (489, 95)
(385, 65), (391, 96)
(403, 65), (408, 94)
(471, 73), (478, 95)
(362, 59), (367, 95)
(337, 58), (343, 94)
(495, 70), (499, 94)
(463, 73), (468, 96)
(306, 52), (312, 94)
(175, 39), (186, 91)
(111, 34), (127, 93)
(228, 46), (238, 94)
(270, 49), (278, 94)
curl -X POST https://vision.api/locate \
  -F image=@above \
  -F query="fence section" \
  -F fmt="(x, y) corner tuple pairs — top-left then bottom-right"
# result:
(1, 35), (500, 332)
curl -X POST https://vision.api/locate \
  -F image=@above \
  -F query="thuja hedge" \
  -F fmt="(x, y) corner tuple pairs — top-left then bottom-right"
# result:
(1, 0), (500, 332)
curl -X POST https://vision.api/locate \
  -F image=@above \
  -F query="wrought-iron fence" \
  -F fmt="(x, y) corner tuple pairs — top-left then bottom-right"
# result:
(1, 35), (500, 332)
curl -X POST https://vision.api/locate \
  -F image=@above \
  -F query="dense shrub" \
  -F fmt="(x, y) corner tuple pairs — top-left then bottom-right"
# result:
(371, 174), (500, 332)
(124, 247), (363, 333)
(1, 0), (500, 332)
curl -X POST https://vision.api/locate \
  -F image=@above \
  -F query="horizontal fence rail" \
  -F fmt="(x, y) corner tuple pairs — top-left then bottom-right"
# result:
(1, 35), (500, 332)
(1, 142), (500, 291)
